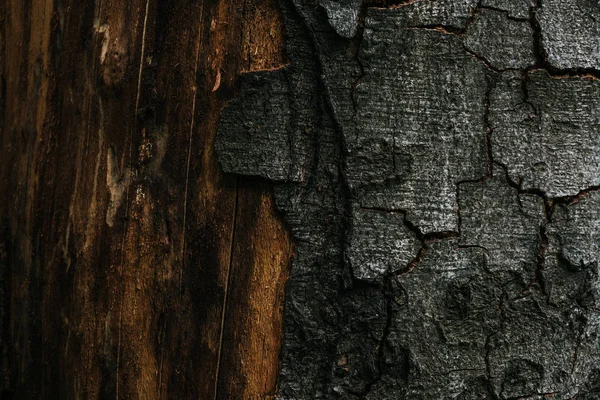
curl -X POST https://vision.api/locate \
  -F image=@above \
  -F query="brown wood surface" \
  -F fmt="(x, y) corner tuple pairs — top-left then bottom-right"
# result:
(0, 0), (291, 398)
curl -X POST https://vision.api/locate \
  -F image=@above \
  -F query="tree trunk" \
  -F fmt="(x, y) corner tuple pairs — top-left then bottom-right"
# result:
(1, 0), (292, 399)
(2, 0), (600, 399)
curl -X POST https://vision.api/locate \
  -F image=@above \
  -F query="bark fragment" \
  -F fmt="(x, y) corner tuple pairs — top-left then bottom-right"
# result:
(353, 8), (489, 234)
(320, 0), (363, 38)
(538, 193), (600, 397)
(347, 208), (420, 281)
(215, 70), (298, 182)
(379, 0), (479, 27)
(372, 240), (498, 399)
(538, 0), (600, 70)
(458, 175), (544, 282)
(549, 191), (600, 269)
(464, 9), (535, 70)
(490, 70), (600, 197)
(480, 0), (534, 19)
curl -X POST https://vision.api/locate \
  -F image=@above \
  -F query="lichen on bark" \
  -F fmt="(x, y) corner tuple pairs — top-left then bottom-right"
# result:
(216, 0), (600, 398)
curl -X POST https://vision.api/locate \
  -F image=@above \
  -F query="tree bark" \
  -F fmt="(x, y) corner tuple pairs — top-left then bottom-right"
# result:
(0, 0), (291, 399)
(3, 0), (600, 399)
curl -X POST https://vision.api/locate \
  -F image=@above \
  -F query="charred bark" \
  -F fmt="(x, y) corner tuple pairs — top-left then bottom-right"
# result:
(216, 0), (600, 398)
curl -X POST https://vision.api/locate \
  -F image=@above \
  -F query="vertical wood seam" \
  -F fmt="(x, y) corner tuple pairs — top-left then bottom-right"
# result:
(179, 2), (204, 296)
(115, 0), (152, 397)
(213, 176), (239, 400)
(134, 0), (151, 112)
(213, 4), (248, 397)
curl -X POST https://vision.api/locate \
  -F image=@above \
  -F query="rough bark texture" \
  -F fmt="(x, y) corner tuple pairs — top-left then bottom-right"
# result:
(0, 0), (292, 399)
(217, 0), (600, 398)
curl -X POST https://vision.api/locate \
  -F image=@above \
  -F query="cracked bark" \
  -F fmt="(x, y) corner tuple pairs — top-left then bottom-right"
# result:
(216, 0), (600, 398)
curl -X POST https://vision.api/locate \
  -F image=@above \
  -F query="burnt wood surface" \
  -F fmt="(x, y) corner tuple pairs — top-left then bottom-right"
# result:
(217, 0), (600, 398)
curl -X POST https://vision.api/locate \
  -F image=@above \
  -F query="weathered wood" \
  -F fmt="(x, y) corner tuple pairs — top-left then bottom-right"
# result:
(216, 178), (292, 400)
(0, 0), (290, 398)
